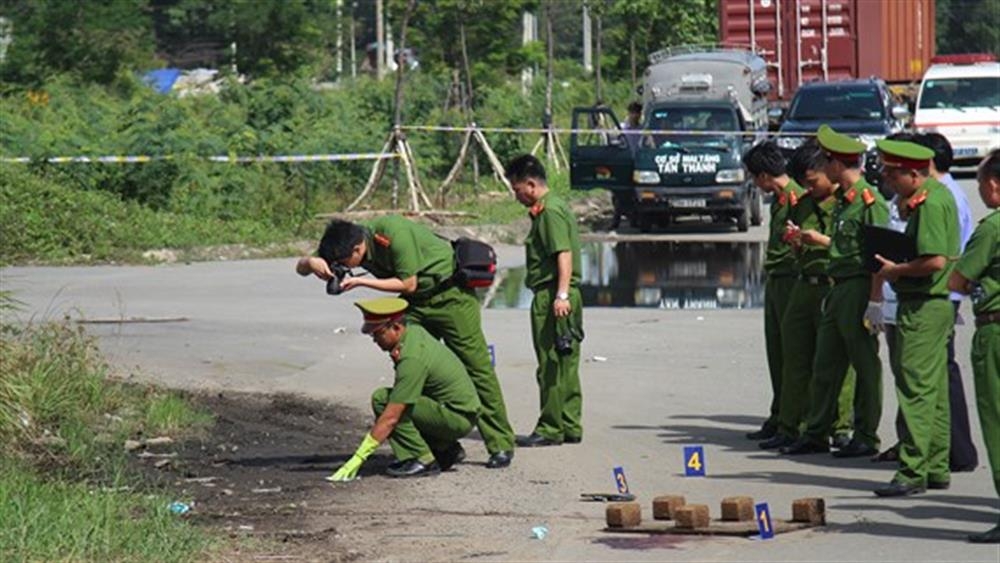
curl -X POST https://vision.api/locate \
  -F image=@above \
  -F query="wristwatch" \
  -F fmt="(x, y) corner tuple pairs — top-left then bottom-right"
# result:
(556, 291), (570, 301)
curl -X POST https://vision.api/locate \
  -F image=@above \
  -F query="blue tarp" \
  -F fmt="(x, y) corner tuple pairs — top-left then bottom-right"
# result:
(143, 69), (182, 94)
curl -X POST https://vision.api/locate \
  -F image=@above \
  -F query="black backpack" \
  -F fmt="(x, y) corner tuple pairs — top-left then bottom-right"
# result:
(451, 237), (497, 288)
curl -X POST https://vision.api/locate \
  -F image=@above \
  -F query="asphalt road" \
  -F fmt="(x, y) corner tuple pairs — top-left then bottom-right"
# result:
(3, 176), (997, 561)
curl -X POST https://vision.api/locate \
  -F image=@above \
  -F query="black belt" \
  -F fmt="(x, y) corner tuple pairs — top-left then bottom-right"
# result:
(975, 311), (1000, 328)
(896, 293), (949, 303)
(798, 274), (832, 286)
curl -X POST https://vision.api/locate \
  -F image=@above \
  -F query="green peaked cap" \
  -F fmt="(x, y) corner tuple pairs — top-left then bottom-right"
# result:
(816, 124), (866, 156)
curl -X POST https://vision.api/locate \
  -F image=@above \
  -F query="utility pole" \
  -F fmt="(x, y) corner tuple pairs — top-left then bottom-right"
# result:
(582, 4), (592, 74)
(335, 0), (343, 76)
(376, 0), (385, 79)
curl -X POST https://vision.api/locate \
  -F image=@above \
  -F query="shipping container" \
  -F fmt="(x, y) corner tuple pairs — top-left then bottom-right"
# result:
(719, 0), (935, 101)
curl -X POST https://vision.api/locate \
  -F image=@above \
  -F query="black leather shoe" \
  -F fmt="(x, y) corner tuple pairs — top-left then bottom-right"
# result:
(968, 524), (1000, 544)
(779, 438), (830, 455)
(830, 434), (852, 450)
(386, 459), (441, 478)
(746, 426), (777, 440)
(759, 434), (795, 450)
(564, 436), (583, 444)
(874, 480), (925, 497)
(831, 440), (879, 458)
(485, 450), (513, 469)
(388, 458), (409, 471)
(433, 443), (466, 471)
(516, 433), (562, 447)
(871, 444), (900, 463)
(927, 480), (951, 490)
(950, 463), (977, 473)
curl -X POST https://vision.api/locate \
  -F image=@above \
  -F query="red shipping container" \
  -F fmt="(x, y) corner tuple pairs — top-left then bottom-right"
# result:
(719, 0), (935, 101)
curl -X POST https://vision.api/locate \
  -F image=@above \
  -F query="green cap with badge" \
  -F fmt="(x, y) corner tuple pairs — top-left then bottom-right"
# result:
(355, 297), (409, 333)
(817, 124), (866, 160)
(876, 139), (935, 170)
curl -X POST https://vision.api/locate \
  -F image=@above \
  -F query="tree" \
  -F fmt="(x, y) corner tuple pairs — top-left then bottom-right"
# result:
(936, 0), (1000, 56)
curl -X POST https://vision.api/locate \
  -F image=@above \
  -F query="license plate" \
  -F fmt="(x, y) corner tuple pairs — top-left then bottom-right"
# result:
(954, 147), (978, 157)
(672, 198), (706, 208)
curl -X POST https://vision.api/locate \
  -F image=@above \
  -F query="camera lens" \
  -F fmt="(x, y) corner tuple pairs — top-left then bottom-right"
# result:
(326, 276), (342, 295)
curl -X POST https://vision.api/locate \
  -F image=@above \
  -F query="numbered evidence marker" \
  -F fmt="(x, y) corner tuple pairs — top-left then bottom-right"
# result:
(612, 466), (630, 494)
(755, 502), (775, 540)
(683, 445), (706, 477)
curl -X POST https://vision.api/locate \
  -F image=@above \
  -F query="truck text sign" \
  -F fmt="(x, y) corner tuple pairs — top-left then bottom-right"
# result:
(655, 153), (720, 174)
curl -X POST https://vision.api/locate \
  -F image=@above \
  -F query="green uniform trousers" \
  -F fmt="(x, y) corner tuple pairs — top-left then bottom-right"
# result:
(407, 286), (516, 454)
(972, 323), (1000, 497)
(530, 286), (583, 441)
(763, 274), (797, 430)
(803, 277), (882, 447)
(892, 298), (953, 486)
(778, 280), (855, 438)
(371, 387), (477, 463)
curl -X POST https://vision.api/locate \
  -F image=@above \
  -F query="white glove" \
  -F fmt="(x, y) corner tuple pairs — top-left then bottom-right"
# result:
(863, 301), (885, 335)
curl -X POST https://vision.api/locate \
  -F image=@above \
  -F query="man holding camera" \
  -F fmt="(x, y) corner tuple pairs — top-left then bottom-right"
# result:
(327, 297), (480, 480)
(296, 216), (516, 469)
(505, 154), (584, 447)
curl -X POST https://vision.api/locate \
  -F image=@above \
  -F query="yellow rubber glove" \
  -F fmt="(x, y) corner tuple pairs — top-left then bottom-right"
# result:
(326, 433), (380, 482)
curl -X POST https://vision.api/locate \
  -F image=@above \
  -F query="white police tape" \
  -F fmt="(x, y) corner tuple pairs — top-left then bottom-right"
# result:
(1, 152), (397, 164)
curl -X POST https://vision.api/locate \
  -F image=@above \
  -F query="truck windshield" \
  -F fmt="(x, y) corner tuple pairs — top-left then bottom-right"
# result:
(645, 107), (737, 148)
(787, 88), (885, 121)
(919, 77), (1000, 109)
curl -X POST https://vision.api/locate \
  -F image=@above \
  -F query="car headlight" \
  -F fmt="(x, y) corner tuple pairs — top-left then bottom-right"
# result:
(776, 136), (804, 150)
(858, 135), (879, 149)
(633, 170), (660, 184)
(715, 168), (745, 183)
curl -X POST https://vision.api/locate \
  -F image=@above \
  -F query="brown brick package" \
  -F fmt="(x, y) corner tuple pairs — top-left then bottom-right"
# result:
(606, 502), (642, 528)
(651, 495), (686, 520)
(674, 504), (710, 529)
(791, 498), (826, 525)
(720, 496), (754, 521)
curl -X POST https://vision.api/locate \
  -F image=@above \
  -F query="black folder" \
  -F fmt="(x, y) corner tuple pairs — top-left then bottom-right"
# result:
(863, 225), (917, 273)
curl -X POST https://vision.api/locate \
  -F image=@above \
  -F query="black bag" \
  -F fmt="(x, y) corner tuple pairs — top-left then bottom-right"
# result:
(451, 237), (497, 288)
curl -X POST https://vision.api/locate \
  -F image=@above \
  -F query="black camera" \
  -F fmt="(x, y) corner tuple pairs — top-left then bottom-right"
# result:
(325, 263), (353, 296)
(554, 333), (575, 356)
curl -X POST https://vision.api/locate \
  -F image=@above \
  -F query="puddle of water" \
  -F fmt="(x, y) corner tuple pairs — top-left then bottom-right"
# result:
(486, 241), (765, 310)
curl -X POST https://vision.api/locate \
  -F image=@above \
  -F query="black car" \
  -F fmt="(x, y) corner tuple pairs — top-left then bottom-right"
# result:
(773, 79), (910, 192)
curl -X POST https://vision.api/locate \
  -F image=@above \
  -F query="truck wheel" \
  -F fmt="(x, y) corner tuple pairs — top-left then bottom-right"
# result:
(736, 209), (750, 232)
(750, 191), (763, 226)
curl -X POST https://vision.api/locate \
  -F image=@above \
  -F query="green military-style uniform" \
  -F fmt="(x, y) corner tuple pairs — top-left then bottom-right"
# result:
(799, 127), (889, 451)
(361, 216), (515, 454)
(776, 188), (856, 440)
(525, 191), (584, 442)
(369, 320), (481, 464)
(761, 179), (807, 432)
(955, 210), (1000, 500)
(879, 139), (960, 489)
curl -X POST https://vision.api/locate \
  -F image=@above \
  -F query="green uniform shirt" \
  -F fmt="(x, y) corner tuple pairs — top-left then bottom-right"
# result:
(764, 180), (806, 276)
(790, 192), (837, 276)
(389, 324), (481, 415)
(827, 178), (889, 278)
(361, 215), (454, 300)
(524, 192), (582, 290)
(956, 210), (1000, 315)
(892, 178), (959, 297)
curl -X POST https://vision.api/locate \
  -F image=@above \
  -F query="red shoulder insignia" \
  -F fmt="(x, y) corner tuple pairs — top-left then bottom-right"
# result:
(907, 190), (929, 210)
(789, 191), (799, 206)
(374, 233), (391, 248)
(529, 201), (545, 217)
(861, 188), (875, 206)
(778, 192), (788, 206)
(844, 187), (857, 203)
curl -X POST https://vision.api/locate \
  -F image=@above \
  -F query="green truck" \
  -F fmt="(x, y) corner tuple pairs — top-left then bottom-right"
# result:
(570, 47), (772, 232)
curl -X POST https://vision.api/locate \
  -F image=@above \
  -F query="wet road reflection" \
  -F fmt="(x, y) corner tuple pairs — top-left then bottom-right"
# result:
(486, 241), (765, 310)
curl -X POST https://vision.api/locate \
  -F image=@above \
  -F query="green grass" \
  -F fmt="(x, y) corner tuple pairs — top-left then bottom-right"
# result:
(0, 304), (218, 562)
(0, 460), (211, 563)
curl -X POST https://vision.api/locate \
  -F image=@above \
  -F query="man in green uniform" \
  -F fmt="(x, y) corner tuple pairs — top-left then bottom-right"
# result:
(761, 139), (855, 451)
(327, 298), (481, 480)
(948, 149), (1000, 543)
(297, 216), (515, 468)
(505, 154), (584, 447)
(870, 139), (959, 497)
(742, 141), (805, 440)
(782, 126), (888, 457)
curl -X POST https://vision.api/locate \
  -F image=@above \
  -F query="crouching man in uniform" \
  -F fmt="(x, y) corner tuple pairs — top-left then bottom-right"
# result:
(327, 298), (481, 481)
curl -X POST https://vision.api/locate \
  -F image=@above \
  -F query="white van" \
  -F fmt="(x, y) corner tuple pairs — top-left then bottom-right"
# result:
(913, 55), (1000, 166)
